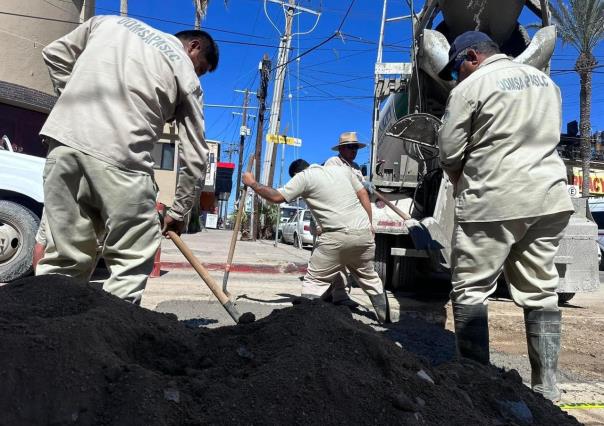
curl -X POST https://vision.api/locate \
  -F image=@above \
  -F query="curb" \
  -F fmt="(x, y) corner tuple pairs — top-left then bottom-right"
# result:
(160, 261), (308, 275)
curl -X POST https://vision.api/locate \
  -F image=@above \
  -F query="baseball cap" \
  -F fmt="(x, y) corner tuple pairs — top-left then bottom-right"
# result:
(438, 31), (495, 81)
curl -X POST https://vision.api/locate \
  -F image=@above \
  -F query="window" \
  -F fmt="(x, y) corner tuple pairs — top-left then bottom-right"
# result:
(152, 143), (176, 170)
(591, 211), (604, 230)
(281, 208), (298, 220)
(303, 211), (312, 221)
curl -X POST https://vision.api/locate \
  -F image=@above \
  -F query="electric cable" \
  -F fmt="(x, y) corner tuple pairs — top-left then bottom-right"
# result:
(271, 0), (357, 72)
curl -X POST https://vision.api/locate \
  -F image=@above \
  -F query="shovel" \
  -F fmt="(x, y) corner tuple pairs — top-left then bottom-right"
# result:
(222, 155), (255, 296)
(167, 230), (255, 324)
(374, 190), (411, 220)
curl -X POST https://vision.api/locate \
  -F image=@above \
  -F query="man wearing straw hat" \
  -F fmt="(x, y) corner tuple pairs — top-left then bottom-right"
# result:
(325, 131), (366, 182)
(322, 131), (369, 307)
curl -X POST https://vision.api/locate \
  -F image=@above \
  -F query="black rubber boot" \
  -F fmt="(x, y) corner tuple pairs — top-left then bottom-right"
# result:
(524, 309), (562, 402)
(369, 292), (389, 324)
(453, 303), (489, 365)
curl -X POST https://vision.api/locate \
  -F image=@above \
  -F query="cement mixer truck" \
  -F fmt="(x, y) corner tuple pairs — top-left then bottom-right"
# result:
(369, 0), (599, 303)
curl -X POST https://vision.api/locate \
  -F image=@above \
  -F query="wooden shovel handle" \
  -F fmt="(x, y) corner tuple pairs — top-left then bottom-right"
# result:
(227, 155), (255, 266)
(167, 231), (230, 305)
(374, 190), (411, 221)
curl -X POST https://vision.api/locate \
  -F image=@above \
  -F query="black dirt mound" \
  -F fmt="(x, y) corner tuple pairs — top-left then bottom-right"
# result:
(0, 275), (579, 425)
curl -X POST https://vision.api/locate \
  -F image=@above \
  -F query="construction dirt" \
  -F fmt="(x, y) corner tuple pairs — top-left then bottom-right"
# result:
(0, 276), (580, 425)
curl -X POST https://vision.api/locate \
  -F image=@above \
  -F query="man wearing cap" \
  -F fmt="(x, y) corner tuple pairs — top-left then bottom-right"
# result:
(322, 131), (368, 307)
(437, 31), (574, 401)
(242, 159), (389, 324)
(37, 16), (219, 304)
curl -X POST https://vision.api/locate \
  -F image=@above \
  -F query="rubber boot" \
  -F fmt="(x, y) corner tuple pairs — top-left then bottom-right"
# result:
(369, 292), (389, 324)
(524, 309), (562, 402)
(453, 303), (490, 365)
(331, 285), (359, 308)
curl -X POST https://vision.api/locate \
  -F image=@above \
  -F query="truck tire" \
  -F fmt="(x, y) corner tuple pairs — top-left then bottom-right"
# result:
(0, 200), (39, 282)
(294, 233), (302, 249)
(392, 256), (417, 291)
(375, 234), (393, 288)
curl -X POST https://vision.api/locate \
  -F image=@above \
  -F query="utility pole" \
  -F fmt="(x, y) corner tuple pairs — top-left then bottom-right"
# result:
(223, 143), (238, 163)
(235, 89), (250, 202)
(252, 55), (272, 240)
(260, 0), (320, 187)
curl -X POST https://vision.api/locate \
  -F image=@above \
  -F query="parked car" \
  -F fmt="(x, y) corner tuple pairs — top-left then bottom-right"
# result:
(275, 204), (300, 239)
(281, 209), (314, 248)
(0, 136), (44, 282)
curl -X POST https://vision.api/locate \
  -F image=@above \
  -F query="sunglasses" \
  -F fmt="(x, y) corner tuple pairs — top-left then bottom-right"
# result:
(450, 55), (467, 81)
(342, 145), (360, 151)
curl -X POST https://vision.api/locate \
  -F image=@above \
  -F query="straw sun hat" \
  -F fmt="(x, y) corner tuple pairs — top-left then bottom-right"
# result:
(331, 131), (367, 151)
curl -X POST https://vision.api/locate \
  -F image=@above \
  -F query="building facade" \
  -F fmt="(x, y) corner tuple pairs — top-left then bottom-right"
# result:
(0, 0), (95, 156)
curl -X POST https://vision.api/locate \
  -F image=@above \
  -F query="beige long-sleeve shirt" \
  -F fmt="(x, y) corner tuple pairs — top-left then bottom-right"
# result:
(40, 15), (208, 220)
(278, 165), (370, 232)
(438, 54), (573, 222)
(324, 155), (365, 182)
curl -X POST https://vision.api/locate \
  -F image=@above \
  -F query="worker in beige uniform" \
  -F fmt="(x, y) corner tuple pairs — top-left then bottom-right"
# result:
(37, 16), (218, 304)
(243, 159), (389, 323)
(438, 31), (574, 401)
(322, 131), (368, 307)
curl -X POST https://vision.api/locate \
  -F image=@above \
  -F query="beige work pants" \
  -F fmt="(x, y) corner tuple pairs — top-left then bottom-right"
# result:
(37, 142), (161, 303)
(450, 212), (571, 310)
(303, 228), (383, 297)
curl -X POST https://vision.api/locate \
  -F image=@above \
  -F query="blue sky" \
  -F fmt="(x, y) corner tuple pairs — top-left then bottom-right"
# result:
(94, 0), (604, 190)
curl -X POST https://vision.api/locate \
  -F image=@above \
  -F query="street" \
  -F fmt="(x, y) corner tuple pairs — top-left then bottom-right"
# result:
(139, 229), (604, 425)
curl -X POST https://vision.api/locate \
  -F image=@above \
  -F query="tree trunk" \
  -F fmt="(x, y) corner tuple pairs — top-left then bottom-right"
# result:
(120, 0), (127, 17)
(578, 54), (595, 197)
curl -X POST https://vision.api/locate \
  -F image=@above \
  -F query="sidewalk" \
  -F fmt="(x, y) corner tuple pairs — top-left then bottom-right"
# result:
(159, 229), (310, 273)
(145, 229), (411, 322)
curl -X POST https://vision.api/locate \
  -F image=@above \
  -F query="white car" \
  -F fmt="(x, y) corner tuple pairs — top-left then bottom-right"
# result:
(281, 209), (314, 248)
(275, 204), (300, 240)
(0, 137), (44, 281)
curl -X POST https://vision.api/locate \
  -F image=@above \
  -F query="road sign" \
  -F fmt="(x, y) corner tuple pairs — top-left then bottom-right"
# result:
(266, 134), (302, 147)
(567, 185), (580, 198)
(375, 62), (412, 75)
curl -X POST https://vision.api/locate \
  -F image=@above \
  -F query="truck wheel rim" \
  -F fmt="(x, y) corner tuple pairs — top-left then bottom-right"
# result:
(0, 222), (22, 263)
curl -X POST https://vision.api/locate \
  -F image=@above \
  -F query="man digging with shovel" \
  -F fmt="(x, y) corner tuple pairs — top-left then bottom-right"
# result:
(37, 16), (218, 305)
(243, 159), (389, 324)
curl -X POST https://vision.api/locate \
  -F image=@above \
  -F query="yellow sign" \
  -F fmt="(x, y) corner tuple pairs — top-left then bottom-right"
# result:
(266, 134), (302, 147)
(572, 167), (604, 195)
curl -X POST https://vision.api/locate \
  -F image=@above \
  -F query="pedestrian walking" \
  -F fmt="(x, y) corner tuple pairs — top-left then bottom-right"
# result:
(438, 31), (574, 401)
(37, 15), (219, 304)
(242, 159), (389, 323)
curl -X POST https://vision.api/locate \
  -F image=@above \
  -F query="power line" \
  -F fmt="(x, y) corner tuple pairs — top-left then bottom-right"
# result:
(94, 7), (270, 39)
(293, 74), (371, 112)
(271, 0), (357, 72)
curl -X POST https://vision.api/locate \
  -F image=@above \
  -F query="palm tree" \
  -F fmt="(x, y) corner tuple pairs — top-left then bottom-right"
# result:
(120, 0), (127, 17)
(550, 0), (604, 196)
(193, 0), (209, 29)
